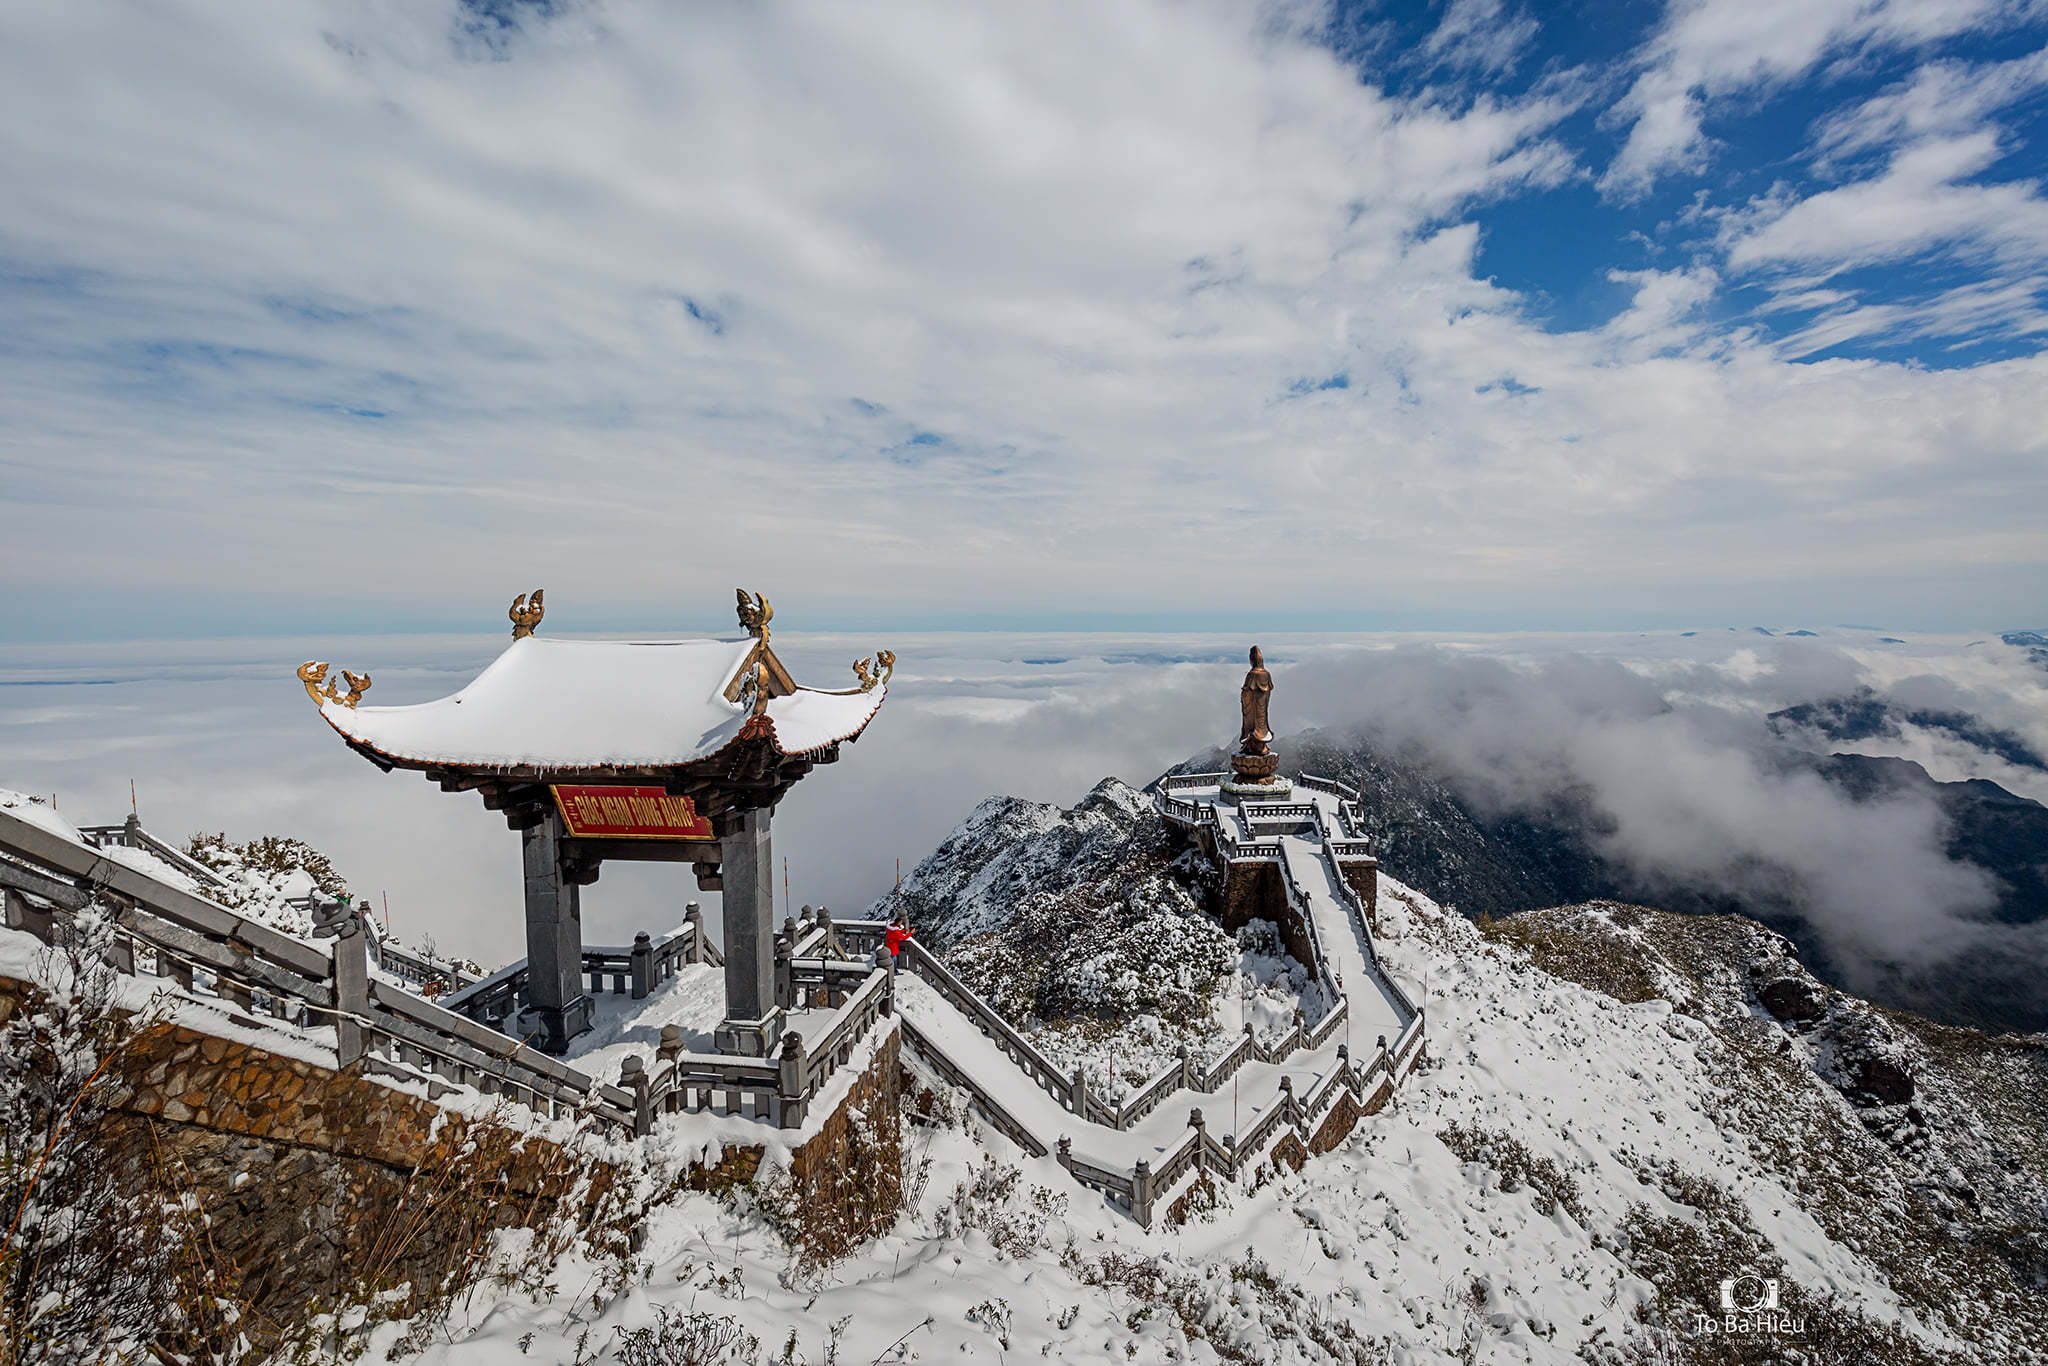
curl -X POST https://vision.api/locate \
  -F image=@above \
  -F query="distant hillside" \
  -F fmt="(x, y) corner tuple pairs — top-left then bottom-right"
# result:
(1171, 730), (2048, 1035)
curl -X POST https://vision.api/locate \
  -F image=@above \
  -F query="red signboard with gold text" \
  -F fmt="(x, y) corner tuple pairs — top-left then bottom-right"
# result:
(552, 785), (716, 841)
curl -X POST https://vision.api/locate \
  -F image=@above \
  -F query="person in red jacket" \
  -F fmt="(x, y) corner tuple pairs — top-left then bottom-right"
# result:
(885, 915), (913, 959)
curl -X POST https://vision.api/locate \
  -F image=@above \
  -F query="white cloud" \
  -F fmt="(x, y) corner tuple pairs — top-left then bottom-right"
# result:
(1812, 49), (2048, 167)
(0, 0), (2041, 636)
(1724, 133), (2048, 272)
(1423, 0), (1543, 76)
(1600, 265), (1723, 357)
(1598, 0), (2017, 201)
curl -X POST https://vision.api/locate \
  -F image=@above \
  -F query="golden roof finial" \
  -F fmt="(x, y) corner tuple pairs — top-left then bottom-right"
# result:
(736, 588), (773, 641)
(510, 588), (545, 640)
(297, 661), (371, 709)
(853, 649), (896, 693)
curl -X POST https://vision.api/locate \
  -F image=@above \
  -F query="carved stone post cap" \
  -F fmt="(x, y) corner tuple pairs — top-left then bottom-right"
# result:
(1244, 1021), (1255, 1035)
(659, 1023), (684, 1050)
(1279, 1075), (1294, 1092)
(1134, 1159), (1151, 1176)
(1058, 1135), (1072, 1154)
(782, 916), (796, 938)
(779, 1030), (804, 1058)
(1377, 1034), (1388, 1050)
(620, 1055), (645, 1076)
(1336, 1043), (1349, 1060)
(633, 931), (652, 947)
(800, 903), (813, 918)
(1189, 1108), (1205, 1129)
(1176, 1043), (1191, 1058)
(685, 903), (702, 921)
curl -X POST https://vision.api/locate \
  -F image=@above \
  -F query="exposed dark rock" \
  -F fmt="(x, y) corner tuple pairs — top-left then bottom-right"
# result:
(1757, 974), (1826, 1025)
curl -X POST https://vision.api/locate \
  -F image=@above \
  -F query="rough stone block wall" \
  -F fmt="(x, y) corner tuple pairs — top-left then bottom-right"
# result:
(1221, 862), (1319, 982)
(1339, 860), (1379, 929)
(0, 977), (615, 1351)
(783, 1027), (903, 1260)
(1270, 1131), (1308, 1175)
(1309, 1090), (1364, 1155)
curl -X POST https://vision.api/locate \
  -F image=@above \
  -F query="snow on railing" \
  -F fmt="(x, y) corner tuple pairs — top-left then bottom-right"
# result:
(0, 806), (896, 1137)
(78, 816), (232, 891)
(1295, 773), (1362, 804)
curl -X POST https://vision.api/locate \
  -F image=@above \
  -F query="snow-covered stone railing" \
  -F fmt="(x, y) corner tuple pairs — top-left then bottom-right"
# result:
(1157, 788), (1290, 864)
(368, 933), (482, 995)
(1294, 772), (1362, 804)
(898, 933), (1104, 1118)
(897, 1014), (1049, 1157)
(1281, 871), (1340, 989)
(0, 805), (656, 1136)
(629, 956), (895, 1131)
(443, 910), (719, 1030)
(78, 815), (232, 892)
(1054, 1014), (1431, 1227)
(1240, 802), (1319, 826)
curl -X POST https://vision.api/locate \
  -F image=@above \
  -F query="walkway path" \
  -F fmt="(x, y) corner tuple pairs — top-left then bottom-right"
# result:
(877, 770), (1427, 1224)
(1279, 833), (1407, 1046)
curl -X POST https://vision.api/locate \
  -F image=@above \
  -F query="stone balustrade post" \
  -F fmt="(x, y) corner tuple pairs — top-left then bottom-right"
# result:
(773, 933), (793, 1010)
(777, 1030), (808, 1130)
(1177, 1042), (1192, 1092)
(684, 902), (705, 963)
(1279, 1074), (1295, 1121)
(623, 1054), (652, 1136)
(1056, 1135), (1073, 1171)
(1071, 1066), (1089, 1120)
(1190, 1107), (1207, 1172)
(1133, 1159), (1154, 1227)
(331, 907), (369, 1067)
(630, 931), (654, 1000)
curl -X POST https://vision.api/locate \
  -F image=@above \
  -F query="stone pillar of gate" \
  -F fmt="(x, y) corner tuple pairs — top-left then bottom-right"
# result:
(518, 809), (594, 1054)
(714, 805), (784, 1056)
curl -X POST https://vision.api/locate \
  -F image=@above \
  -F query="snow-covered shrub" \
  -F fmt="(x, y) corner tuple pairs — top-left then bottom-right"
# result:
(932, 1156), (1066, 1260)
(1435, 1121), (1587, 1224)
(613, 1306), (760, 1366)
(0, 914), (239, 1362)
(963, 1296), (1013, 1349)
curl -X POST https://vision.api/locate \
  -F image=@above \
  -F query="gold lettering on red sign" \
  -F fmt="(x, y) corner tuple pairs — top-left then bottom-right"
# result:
(550, 785), (716, 840)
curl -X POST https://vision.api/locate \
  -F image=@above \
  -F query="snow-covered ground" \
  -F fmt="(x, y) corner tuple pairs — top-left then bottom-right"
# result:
(352, 871), (2018, 1365)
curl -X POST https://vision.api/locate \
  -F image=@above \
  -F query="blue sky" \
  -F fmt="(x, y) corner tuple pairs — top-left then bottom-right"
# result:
(2, 0), (2046, 640)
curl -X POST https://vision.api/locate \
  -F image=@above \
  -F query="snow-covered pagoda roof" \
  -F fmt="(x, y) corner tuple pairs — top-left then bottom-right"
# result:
(317, 635), (884, 771)
(298, 588), (892, 779)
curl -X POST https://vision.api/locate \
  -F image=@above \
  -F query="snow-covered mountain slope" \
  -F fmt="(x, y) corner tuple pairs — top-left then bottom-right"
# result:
(385, 868), (2043, 1365)
(871, 777), (1319, 1102)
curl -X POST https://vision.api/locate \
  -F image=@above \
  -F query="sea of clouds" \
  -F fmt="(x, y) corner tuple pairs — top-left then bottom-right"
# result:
(4, 626), (2042, 1019)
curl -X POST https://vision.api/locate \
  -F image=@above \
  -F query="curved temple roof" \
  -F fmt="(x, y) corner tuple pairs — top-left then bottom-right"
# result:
(318, 636), (885, 772)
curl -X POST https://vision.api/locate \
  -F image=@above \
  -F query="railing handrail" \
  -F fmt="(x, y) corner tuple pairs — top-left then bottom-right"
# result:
(0, 808), (331, 979)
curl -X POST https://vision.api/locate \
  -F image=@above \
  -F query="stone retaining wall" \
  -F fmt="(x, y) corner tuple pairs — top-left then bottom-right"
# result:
(0, 977), (618, 1349)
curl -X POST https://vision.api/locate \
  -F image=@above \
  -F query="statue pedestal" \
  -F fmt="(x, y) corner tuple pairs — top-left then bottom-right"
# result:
(1221, 776), (1293, 798)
